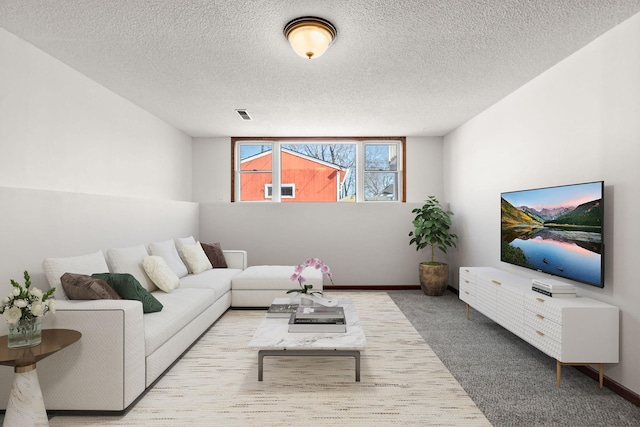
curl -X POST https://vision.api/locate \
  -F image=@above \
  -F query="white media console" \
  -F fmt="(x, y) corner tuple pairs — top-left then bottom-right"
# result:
(459, 267), (619, 388)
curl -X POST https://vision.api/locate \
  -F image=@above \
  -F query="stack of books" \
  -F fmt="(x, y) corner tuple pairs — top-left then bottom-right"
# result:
(266, 303), (299, 318)
(531, 279), (576, 298)
(288, 306), (346, 333)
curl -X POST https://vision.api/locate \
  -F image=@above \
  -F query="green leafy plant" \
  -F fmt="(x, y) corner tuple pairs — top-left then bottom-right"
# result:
(409, 196), (458, 264)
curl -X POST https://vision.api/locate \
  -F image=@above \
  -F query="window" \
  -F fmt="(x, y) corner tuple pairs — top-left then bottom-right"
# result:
(232, 137), (405, 202)
(265, 184), (295, 199)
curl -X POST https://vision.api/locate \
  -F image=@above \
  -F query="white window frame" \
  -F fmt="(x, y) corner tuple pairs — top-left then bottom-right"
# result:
(265, 183), (296, 199)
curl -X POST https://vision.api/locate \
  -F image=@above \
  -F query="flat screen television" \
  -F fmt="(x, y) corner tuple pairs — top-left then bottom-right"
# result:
(500, 181), (604, 287)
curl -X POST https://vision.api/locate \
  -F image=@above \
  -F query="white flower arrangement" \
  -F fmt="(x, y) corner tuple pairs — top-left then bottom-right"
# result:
(1, 271), (56, 324)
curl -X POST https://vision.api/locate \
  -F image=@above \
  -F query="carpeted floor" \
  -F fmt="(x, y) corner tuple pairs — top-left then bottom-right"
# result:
(388, 289), (640, 427)
(45, 292), (490, 426)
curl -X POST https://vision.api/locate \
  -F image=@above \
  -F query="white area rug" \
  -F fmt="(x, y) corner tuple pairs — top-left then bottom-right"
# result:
(50, 292), (491, 426)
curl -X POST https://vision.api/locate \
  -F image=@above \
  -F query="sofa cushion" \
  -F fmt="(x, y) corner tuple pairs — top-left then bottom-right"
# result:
(106, 244), (157, 292)
(200, 242), (228, 268)
(141, 256), (180, 293)
(43, 250), (110, 300)
(149, 239), (189, 278)
(178, 268), (239, 299)
(143, 288), (216, 356)
(60, 273), (121, 300)
(92, 273), (163, 313)
(180, 243), (213, 275)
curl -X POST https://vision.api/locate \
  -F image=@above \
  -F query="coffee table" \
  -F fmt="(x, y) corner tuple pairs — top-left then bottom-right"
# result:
(249, 298), (366, 381)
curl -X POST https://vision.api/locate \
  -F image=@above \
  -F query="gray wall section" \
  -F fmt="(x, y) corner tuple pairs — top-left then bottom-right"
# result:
(199, 201), (429, 286)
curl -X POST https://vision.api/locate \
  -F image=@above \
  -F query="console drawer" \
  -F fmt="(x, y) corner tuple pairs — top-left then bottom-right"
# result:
(525, 294), (562, 324)
(524, 326), (561, 359)
(525, 311), (562, 343)
(459, 275), (475, 305)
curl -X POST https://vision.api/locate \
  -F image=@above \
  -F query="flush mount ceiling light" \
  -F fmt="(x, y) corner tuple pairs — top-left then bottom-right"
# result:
(284, 16), (337, 59)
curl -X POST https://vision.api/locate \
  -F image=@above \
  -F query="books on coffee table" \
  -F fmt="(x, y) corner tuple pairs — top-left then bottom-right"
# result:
(288, 315), (346, 333)
(266, 303), (299, 318)
(295, 306), (345, 319)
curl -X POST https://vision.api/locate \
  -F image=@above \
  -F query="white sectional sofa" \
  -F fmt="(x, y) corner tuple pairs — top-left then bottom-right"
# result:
(0, 237), (247, 413)
(231, 265), (323, 307)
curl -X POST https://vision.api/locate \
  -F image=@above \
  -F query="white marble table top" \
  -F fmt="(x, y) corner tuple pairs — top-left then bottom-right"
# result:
(248, 298), (367, 350)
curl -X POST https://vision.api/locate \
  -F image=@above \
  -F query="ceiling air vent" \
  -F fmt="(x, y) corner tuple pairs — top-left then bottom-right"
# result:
(235, 109), (252, 121)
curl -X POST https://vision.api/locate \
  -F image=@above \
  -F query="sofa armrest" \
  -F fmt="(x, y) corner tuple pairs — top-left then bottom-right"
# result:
(223, 249), (247, 270)
(2, 299), (147, 411)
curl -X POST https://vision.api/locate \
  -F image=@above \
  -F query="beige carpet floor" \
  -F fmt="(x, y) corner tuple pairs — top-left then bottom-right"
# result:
(49, 292), (491, 426)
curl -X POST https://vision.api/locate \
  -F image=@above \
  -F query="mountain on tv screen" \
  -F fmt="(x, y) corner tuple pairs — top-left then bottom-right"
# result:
(500, 181), (604, 287)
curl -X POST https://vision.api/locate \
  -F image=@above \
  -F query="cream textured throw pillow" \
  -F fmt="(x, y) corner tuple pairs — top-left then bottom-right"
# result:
(141, 256), (180, 292)
(180, 243), (213, 275)
(149, 239), (189, 278)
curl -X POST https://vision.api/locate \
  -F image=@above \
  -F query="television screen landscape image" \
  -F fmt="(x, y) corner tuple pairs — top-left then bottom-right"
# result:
(501, 181), (604, 287)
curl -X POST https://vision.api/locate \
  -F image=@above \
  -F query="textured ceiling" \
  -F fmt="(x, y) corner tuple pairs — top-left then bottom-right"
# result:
(1, 1), (640, 137)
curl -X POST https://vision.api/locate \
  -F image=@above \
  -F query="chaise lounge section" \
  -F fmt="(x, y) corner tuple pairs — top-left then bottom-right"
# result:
(231, 265), (323, 307)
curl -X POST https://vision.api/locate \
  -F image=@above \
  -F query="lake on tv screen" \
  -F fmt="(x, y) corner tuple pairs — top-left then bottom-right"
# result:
(506, 231), (601, 285)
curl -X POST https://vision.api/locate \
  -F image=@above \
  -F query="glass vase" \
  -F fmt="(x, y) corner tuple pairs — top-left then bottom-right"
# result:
(299, 294), (314, 306)
(7, 316), (42, 348)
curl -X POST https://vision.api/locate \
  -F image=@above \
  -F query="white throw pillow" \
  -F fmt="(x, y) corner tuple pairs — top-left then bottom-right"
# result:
(175, 235), (197, 268)
(43, 250), (110, 300)
(141, 256), (179, 293)
(107, 244), (157, 292)
(180, 242), (213, 275)
(149, 239), (188, 278)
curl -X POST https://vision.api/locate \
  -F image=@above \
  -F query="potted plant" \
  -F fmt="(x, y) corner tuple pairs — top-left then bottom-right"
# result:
(1, 271), (56, 347)
(287, 258), (338, 306)
(409, 196), (458, 296)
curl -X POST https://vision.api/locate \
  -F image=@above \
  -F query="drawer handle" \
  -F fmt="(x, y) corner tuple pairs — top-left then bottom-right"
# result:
(464, 291), (469, 295)
(465, 280), (469, 284)
(536, 314), (545, 319)
(492, 280), (502, 285)
(536, 330), (545, 336)
(536, 297), (545, 303)
(464, 269), (469, 272)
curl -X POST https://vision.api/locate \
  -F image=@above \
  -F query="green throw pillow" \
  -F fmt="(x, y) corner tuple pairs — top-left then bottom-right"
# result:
(92, 273), (163, 313)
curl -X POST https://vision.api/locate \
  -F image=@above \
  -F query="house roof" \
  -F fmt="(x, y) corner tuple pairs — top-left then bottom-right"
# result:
(1, 1), (639, 137)
(242, 148), (348, 176)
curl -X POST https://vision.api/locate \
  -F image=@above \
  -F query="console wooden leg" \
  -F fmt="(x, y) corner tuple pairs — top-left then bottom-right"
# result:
(556, 360), (562, 388)
(465, 303), (469, 320)
(599, 363), (604, 389)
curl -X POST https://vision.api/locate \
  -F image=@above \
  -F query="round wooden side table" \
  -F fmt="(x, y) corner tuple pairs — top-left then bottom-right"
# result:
(0, 329), (81, 427)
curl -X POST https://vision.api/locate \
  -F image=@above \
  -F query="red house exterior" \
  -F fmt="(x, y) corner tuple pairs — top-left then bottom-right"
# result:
(240, 149), (349, 202)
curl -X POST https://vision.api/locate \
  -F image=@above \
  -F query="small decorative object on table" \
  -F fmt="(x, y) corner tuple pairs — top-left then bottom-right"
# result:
(287, 258), (338, 307)
(1, 271), (56, 348)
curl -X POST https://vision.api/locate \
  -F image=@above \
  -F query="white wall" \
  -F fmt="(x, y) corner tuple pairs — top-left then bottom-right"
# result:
(0, 187), (199, 297)
(0, 28), (198, 296)
(443, 12), (640, 395)
(193, 136), (446, 286)
(0, 28), (192, 200)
